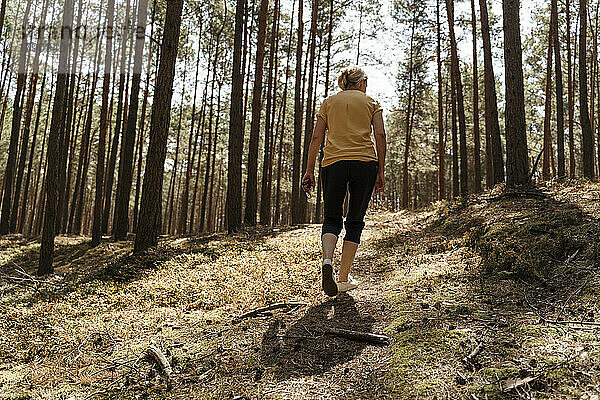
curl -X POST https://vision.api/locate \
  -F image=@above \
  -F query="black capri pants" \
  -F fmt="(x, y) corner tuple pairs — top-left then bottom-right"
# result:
(321, 160), (378, 244)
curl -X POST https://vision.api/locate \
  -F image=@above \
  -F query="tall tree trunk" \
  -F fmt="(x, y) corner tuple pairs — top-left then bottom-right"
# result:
(266, 0), (281, 226)
(92, 0), (116, 245)
(133, 8), (158, 233)
(503, 0), (530, 186)
(446, 1), (459, 198)
(446, 0), (469, 196)
(553, 0), (566, 178)
(190, 52), (212, 233)
(227, 0), (246, 233)
(315, 0), (333, 221)
(275, 0), (295, 226)
(471, 0), (481, 192)
(207, 82), (222, 232)
(450, 67), (459, 197)
(543, 9), (554, 181)
(114, 0), (150, 240)
(165, 75), (185, 234)
(15, 0), (49, 233)
(567, 0), (576, 178)
(244, 0), (269, 226)
(102, 0), (132, 234)
(300, 0), (318, 222)
(74, 28), (102, 234)
(0, 0), (32, 234)
(200, 41), (221, 232)
(56, 0), (85, 235)
(39, 0), (74, 275)
(260, 0), (279, 225)
(479, 0), (505, 185)
(402, 16), (415, 208)
(291, 0), (304, 225)
(134, 0), (183, 253)
(0, 0), (6, 41)
(178, 25), (202, 234)
(21, 2), (53, 233)
(580, 0), (595, 179)
(437, 0), (445, 200)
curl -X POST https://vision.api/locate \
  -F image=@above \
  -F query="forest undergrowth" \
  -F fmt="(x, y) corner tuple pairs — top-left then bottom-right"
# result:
(1, 181), (600, 399)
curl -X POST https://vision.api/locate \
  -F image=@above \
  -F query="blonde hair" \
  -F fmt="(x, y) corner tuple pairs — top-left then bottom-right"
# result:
(338, 66), (367, 90)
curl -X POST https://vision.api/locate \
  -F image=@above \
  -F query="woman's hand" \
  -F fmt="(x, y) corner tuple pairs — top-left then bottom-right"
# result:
(374, 171), (385, 195)
(302, 170), (316, 193)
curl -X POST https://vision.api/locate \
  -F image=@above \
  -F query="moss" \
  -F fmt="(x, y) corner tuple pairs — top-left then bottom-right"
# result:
(480, 366), (519, 380)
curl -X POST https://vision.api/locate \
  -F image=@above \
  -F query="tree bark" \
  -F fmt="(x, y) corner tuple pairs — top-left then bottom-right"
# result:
(275, 0), (295, 226)
(446, 0), (469, 196)
(479, 0), (504, 185)
(260, 0), (279, 226)
(134, 0), (184, 253)
(299, 0), (318, 222)
(227, 0), (246, 233)
(113, 0), (149, 240)
(39, 0), (74, 275)
(580, 0), (595, 179)
(542, 8), (553, 181)
(553, 0), (566, 178)
(291, 0), (304, 225)
(471, 0), (481, 192)
(15, 0), (48, 233)
(102, 0), (132, 234)
(0, 0), (32, 234)
(92, 0), (116, 245)
(503, 0), (530, 186)
(402, 13), (416, 209)
(244, 0), (269, 226)
(437, 0), (445, 200)
(178, 24), (202, 235)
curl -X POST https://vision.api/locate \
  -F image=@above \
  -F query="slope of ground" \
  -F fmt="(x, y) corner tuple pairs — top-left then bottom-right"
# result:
(1, 181), (599, 399)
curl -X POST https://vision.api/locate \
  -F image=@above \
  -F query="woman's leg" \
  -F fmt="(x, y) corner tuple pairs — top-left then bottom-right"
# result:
(339, 241), (358, 282)
(321, 162), (349, 258)
(340, 161), (378, 281)
(320, 162), (349, 295)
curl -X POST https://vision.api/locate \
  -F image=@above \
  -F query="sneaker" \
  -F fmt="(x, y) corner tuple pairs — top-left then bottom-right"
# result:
(337, 275), (359, 292)
(321, 261), (338, 297)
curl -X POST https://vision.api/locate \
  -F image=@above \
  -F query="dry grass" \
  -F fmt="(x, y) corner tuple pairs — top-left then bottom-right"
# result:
(1, 181), (600, 399)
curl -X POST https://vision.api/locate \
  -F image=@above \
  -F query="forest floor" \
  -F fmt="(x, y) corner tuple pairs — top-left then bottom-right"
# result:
(1, 181), (600, 399)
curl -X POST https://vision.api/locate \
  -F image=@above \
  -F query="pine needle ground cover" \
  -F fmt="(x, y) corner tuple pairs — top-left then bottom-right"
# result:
(0, 182), (599, 399)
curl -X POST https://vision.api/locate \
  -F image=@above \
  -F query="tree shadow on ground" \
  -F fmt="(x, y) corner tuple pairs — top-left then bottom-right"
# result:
(0, 226), (289, 304)
(260, 293), (377, 379)
(373, 187), (600, 398)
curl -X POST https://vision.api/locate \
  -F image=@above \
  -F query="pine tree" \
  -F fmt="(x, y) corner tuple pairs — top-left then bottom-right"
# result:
(134, 0), (184, 253)
(503, 0), (530, 186)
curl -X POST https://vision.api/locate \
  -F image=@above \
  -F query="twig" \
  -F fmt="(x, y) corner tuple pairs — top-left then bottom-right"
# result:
(543, 319), (600, 327)
(322, 327), (389, 345)
(232, 301), (308, 323)
(146, 344), (173, 388)
(463, 342), (484, 368)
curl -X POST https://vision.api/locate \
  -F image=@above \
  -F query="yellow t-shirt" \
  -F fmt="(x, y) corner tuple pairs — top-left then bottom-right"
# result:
(317, 89), (382, 168)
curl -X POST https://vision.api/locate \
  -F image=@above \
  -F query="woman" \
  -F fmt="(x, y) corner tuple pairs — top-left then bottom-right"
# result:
(302, 66), (386, 297)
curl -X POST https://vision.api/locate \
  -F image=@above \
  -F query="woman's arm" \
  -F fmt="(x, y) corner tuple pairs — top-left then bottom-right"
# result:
(372, 111), (386, 194)
(302, 116), (327, 191)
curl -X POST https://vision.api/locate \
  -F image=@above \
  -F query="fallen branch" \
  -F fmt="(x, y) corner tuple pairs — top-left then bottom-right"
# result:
(323, 327), (389, 345)
(544, 319), (600, 327)
(146, 344), (173, 388)
(462, 342), (483, 369)
(232, 301), (307, 323)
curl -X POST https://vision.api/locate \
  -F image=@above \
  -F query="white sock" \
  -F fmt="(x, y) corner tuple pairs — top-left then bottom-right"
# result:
(323, 258), (332, 265)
